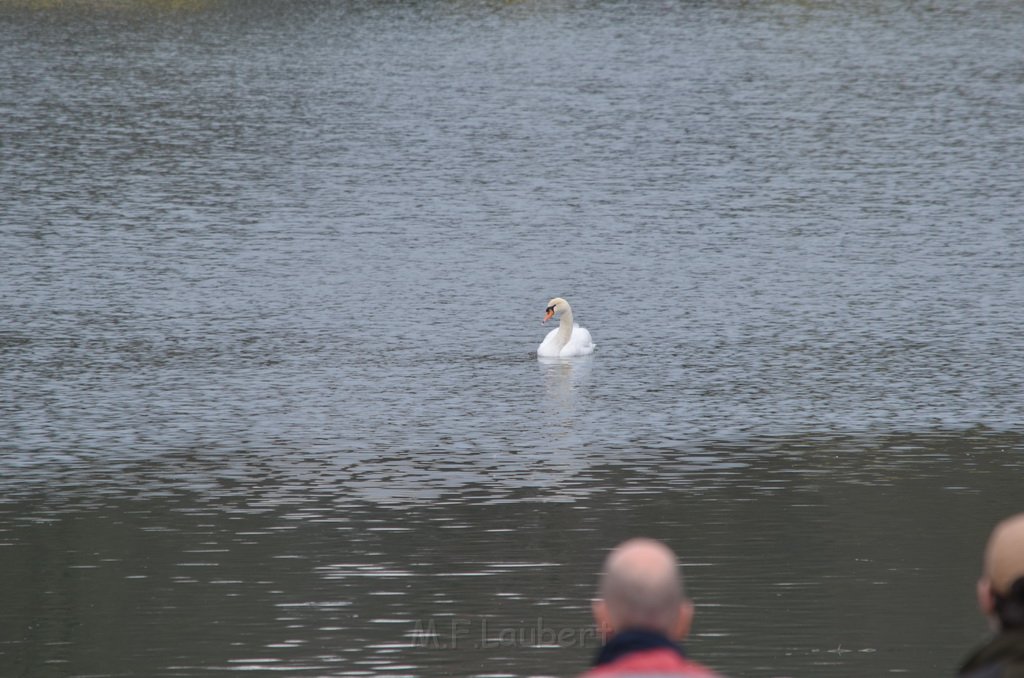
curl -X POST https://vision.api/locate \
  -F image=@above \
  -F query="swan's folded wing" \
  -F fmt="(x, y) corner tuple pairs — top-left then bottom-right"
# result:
(567, 325), (595, 356)
(576, 326), (593, 346)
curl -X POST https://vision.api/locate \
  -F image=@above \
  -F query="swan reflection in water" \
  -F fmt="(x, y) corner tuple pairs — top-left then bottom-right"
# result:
(534, 354), (593, 486)
(537, 354), (593, 417)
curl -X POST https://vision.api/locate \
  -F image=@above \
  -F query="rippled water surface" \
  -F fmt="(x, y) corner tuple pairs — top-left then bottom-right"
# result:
(2, 1), (1023, 676)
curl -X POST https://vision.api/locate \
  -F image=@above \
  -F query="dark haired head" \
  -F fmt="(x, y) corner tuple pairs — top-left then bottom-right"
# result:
(993, 576), (1024, 630)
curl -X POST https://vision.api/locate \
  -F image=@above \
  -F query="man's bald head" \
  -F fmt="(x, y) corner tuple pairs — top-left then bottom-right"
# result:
(977, 513), (1024, 631)
(983, 513), (1024, 595)
(594, 538), (691, 637)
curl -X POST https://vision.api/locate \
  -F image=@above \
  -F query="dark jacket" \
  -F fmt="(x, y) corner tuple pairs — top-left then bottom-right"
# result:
(580, 628), (722, 678)
(960, 630), (1024, 678)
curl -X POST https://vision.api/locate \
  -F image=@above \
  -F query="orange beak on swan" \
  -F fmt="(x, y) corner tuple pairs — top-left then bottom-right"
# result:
(543, 308), (555, 323)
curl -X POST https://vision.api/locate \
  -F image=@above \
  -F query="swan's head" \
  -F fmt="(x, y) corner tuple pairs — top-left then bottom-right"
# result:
(543, 297), (570, 323)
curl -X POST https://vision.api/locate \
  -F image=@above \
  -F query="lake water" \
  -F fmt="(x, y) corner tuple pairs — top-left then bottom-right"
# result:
(1, 1), (1023, 676)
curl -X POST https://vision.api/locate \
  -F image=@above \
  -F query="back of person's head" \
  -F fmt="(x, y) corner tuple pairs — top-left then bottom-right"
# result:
(978, 513), (1024, 630)
(593, 538), (694, 640)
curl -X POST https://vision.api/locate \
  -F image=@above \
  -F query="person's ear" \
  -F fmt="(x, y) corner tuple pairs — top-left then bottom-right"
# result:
(978, 578), (996, 616)
(670, 600), (695, 641)
(592, 599), (615, 641)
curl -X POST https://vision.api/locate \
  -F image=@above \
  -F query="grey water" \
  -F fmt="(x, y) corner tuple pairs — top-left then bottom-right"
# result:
(1, 0), (1023, 676)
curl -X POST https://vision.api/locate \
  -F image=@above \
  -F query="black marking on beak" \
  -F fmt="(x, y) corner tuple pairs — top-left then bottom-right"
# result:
(546, 306), (556, 313)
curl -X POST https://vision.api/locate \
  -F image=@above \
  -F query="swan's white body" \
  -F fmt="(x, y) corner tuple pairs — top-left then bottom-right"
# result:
(537, 297), (595, 358)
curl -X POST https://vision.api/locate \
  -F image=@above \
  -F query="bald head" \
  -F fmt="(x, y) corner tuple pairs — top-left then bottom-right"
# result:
(983, 513), (1024, 595)
(594, 538), (690, 637)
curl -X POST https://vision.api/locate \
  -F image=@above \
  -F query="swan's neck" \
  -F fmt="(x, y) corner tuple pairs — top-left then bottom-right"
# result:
(556, 309), (574, 348)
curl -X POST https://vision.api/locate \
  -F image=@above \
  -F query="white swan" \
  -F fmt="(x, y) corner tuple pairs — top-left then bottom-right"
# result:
(537, 297), (595, 358)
